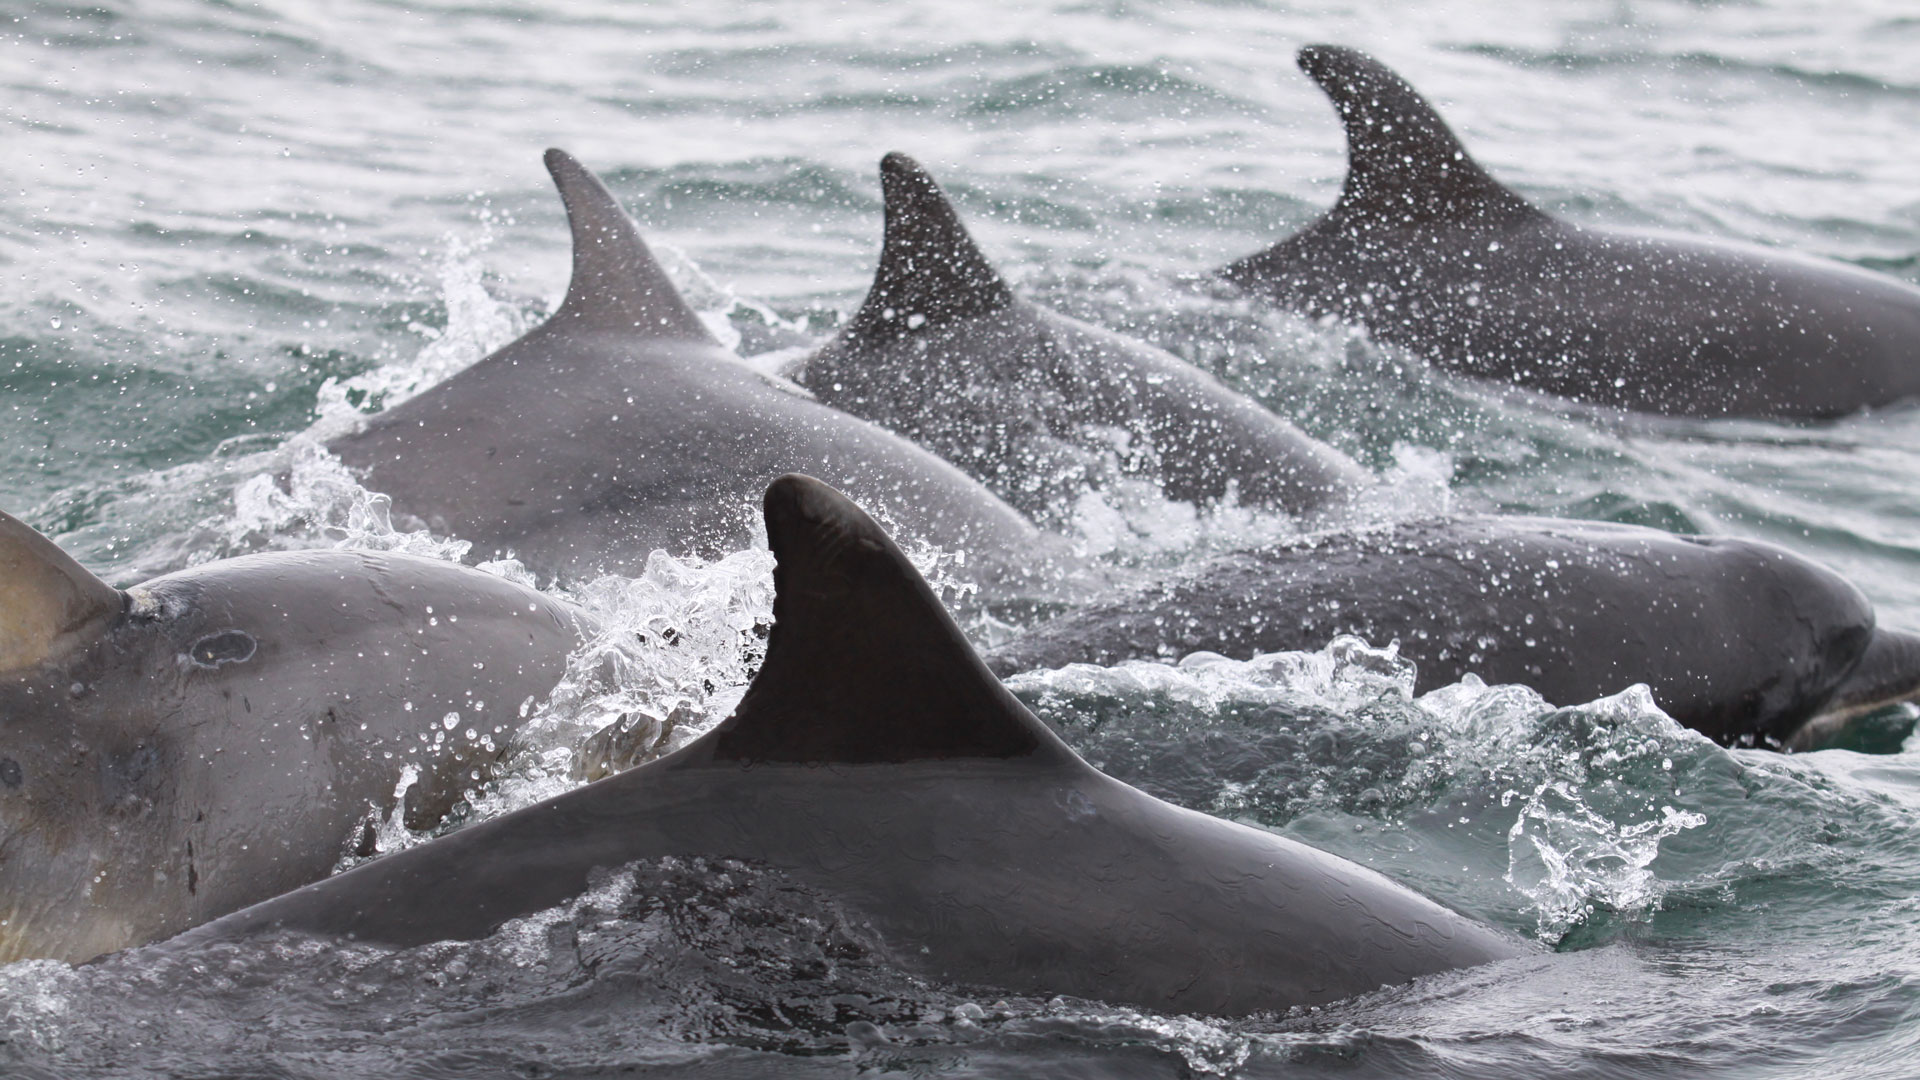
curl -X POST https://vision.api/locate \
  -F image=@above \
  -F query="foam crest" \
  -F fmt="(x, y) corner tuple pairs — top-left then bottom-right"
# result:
(1008, 1005), (1255, 1075)
(1065, 442), (1453, 566)
(1016, 636), (1417, 715)
(217, 437), (475, 563)
(0, 960), (81, 1054)
(1068, 476), (1300, 562)
(1011, 639), (1713, 941)
(1478, 685), (1714, 939)
(310, 230), (534, 441)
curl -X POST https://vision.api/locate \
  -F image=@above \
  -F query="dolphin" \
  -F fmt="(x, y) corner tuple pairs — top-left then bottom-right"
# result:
(799, 153), (1365, 521)
(328, 150), (1059, 591)
(984, 515), (1920, 750)
(167, 475), (1524, 1017)
(0, 509), (586, 963)
(1219, 46), (1920, 418)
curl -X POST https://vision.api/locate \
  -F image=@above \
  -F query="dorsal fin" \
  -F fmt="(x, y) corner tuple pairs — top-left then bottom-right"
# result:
(693, 475), (1078, 767)
(542, 148), (717, 342)
(0, 509), (122, 672)
(1298, 45), (1540, 229)
(844, 153), (1016, 336)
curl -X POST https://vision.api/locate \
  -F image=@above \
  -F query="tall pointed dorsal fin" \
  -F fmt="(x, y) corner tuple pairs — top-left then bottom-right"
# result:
(542, 148), (718, 342)
(1298, 45), (1540, 229)
(0, 509), (122, 672)
(846, 153), (1016, 335)
(695, 475), (1077, 767)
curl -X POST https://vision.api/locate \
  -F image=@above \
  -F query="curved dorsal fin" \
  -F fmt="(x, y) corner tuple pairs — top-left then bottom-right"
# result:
(1298, 45), (1540, 228)
(845, 153), (1015, 336)
(542, 148), (717, 342)
(695, 474), (1077, 767)
(0, 509), (121, 672)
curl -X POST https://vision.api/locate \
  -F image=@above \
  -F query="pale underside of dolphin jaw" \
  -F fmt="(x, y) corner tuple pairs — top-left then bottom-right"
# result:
(1788, 629), (1920, 751)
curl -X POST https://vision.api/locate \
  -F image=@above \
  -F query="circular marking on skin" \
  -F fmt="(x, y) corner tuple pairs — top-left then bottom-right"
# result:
(0, 758), (20, 789)
(188, 630), (257, 669)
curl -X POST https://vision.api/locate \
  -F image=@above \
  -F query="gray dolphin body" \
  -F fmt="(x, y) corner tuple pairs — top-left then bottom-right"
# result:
(799, 154), (1364, 521)
(0, 511), (585, 963)
(985, 515), (1920, 749)
(1219, 46), (1920, 418)
(329, 151), (1056, 591)
(170, 475), (1523, 1018)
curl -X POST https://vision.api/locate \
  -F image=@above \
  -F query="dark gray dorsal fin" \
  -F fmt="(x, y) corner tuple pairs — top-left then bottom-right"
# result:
(845, 153), (1015, 335)
(699, 475), (1077, 767)
(1298, 45), (1540, 228)
(542, 148), (717, 342)
(0, 509), (122, 672)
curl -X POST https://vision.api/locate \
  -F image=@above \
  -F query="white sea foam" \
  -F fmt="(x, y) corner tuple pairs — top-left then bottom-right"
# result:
(1064, 441), (1453, 565)
(1009, 639), (1713, 941)
(310, 228), (536, 443)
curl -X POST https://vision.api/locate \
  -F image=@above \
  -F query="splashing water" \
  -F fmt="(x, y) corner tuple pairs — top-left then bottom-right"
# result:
(219, 438), (477, 563)
(1477, 685), (1713, 940)
(452, 546), (780, 827)
(1011, 638), (1712, 941)
(1066, 441), (1455, 566)
(310, 229), (537, 441)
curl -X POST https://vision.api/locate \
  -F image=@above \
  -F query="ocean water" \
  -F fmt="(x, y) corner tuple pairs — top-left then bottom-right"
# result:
(3, 0), (1920, 1076)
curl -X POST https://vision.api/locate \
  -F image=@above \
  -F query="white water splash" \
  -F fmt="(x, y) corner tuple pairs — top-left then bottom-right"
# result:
(1010, 639), (1712, 941)
(1350, 441), (1456, 522)
(310, 229), (535, 441)
(0, 959), (84, 1055)
(1481, 684), (1712, 939)
(1015, 1002), (1255, 1076)
(1020, 636), (1417, 716)
(361, 764), (424, 860)
(1065, 441), (1453, 566)
(1068, 476), (1304, 562)
(441, 545), (777, 830)
(217, 437), (477, 564)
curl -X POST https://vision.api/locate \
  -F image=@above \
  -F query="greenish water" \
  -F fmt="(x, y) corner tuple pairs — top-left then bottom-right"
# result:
(2, 1), (1920, 1076)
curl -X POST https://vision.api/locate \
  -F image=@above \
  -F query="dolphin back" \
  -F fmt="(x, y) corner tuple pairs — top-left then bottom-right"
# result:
(173, 478), (1518, 1017)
